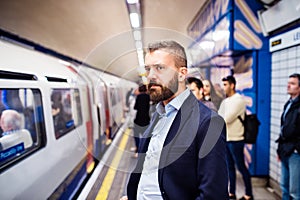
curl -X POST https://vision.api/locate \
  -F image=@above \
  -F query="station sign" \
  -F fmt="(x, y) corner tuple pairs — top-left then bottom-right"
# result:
(269, 27), (300, 52)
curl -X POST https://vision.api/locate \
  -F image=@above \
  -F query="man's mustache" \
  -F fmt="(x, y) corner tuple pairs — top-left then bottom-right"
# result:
(148, 82), (163, 89)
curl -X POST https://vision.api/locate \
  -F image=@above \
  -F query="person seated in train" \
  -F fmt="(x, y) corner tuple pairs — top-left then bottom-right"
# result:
(0, 109), (33, 150)
(52, 103), (67, 138)
(51, 91), (72, 137)
(0, 89), (24, 135)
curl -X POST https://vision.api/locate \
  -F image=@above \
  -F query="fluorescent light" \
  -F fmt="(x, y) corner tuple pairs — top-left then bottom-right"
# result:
(127, 0), (139, 4)
(130, 13), (140, 28)
(58, 59), (71, 66)
(137, 49), (144, 63)
(135, 40), (143, 49)
(133, 30), (141, 40)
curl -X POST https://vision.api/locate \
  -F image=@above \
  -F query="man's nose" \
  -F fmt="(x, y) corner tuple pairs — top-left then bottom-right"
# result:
(146, 68), (157, 80)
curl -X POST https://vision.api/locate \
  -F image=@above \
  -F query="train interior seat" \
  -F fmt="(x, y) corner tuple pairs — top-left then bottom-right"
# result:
(0, 129), (33, 150)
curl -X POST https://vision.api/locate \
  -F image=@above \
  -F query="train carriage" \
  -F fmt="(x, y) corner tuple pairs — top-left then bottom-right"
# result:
(0, 40), (95, 199)
(0, 39), (136, 199)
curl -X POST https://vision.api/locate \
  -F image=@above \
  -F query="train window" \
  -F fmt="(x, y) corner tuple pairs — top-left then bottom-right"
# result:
(0, 88), (46, 171)
(110, 88), (119, 106)
(51, 89), (82, 139)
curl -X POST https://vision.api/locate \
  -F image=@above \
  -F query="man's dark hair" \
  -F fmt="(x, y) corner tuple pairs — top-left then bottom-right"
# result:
(187, 77), (203, 90)
(138, 84), (147, 93)
(147, 40), (187, 68)
(289, 73), (300, 86)
(222, 75), (236, 86)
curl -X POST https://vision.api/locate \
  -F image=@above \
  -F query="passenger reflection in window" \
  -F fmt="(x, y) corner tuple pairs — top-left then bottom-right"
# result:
(63, 93), (72, 115)
(51, 91), (64, 134)
(51, 90), (76, 138)
(0, 109), (33, 150)
(52, 102), (66, 138)
(1, 109), (22, 135)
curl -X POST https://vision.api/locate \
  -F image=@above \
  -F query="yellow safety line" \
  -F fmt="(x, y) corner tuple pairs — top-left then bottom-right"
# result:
(96, 129), (130, 200)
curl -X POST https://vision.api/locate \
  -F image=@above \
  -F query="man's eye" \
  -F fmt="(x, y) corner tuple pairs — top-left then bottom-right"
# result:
(156, 66), (165, 71)
(145, 67), (150, 72)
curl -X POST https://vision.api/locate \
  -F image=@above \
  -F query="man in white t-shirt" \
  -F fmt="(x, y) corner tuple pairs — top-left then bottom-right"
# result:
(218, 75), (253, 200)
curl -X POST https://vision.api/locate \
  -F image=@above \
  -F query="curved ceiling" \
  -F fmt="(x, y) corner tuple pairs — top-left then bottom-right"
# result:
(0, 0), (206, 82)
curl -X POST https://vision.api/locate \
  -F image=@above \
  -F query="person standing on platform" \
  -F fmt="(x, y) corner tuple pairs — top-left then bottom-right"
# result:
(132, 84), (150, 158)
(276, 73), (300, 200)
(187, 77), (217, 111)
(121, 40), (228, 200)
(218, 75), (253, 200)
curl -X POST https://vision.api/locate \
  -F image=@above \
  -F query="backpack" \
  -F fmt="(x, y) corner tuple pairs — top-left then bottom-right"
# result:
(238, 113), (261, 144)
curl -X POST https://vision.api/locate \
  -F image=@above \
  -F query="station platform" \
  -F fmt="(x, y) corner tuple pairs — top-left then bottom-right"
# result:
(78, 122), (281, 200)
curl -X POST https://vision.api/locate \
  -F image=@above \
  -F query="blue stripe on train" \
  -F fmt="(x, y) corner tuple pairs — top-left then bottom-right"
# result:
(49, 158), (88, 200)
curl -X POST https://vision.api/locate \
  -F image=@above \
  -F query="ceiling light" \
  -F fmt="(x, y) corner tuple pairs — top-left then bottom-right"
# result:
(137, 49), (145, 73)
(58, 59), (71, 66)
(129, 13), (140, 28)
(135, 40), (143, 50)
(133, 30), (142, 40)
(127, 0), (139, 4)
(137, 49), (144, 66)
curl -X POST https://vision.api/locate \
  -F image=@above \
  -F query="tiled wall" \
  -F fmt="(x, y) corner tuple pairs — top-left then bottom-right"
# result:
(269, 45), (300, 183)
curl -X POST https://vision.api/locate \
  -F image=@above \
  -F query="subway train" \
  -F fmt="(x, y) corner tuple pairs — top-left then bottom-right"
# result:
(0, 39), (137, 199)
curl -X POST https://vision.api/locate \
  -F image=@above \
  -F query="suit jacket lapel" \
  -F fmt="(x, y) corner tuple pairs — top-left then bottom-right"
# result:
(137, 93), (199, 173)
(164, 93), (198, 145)
(159, 93), (200, 171)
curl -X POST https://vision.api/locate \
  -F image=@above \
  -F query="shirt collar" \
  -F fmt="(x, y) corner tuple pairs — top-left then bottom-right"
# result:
(156, 88), (190, 117)
(291, 95), (299, 102)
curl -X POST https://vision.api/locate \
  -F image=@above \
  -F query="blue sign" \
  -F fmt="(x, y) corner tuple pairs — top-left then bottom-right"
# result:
(0, 143), (24, 162)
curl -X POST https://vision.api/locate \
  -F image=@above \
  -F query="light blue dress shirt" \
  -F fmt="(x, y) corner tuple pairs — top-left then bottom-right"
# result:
(137, 89), (190, 200)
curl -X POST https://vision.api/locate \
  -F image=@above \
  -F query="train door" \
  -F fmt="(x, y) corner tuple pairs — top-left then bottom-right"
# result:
(94, 79), (109, 154)
(77, 85), (95, 173)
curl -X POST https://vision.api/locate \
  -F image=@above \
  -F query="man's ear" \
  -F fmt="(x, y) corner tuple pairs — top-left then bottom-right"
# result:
(230, 83), (235, 90)
(178, 67), (187, 82)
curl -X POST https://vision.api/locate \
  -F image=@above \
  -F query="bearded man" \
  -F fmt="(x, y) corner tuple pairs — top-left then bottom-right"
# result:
(122, 40), (229, 200)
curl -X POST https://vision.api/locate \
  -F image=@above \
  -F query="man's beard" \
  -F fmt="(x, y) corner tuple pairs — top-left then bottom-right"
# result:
(148, 75), (178, 104)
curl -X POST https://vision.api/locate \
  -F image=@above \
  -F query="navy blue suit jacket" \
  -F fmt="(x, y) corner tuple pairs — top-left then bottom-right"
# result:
(127, 93), (229, 199)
